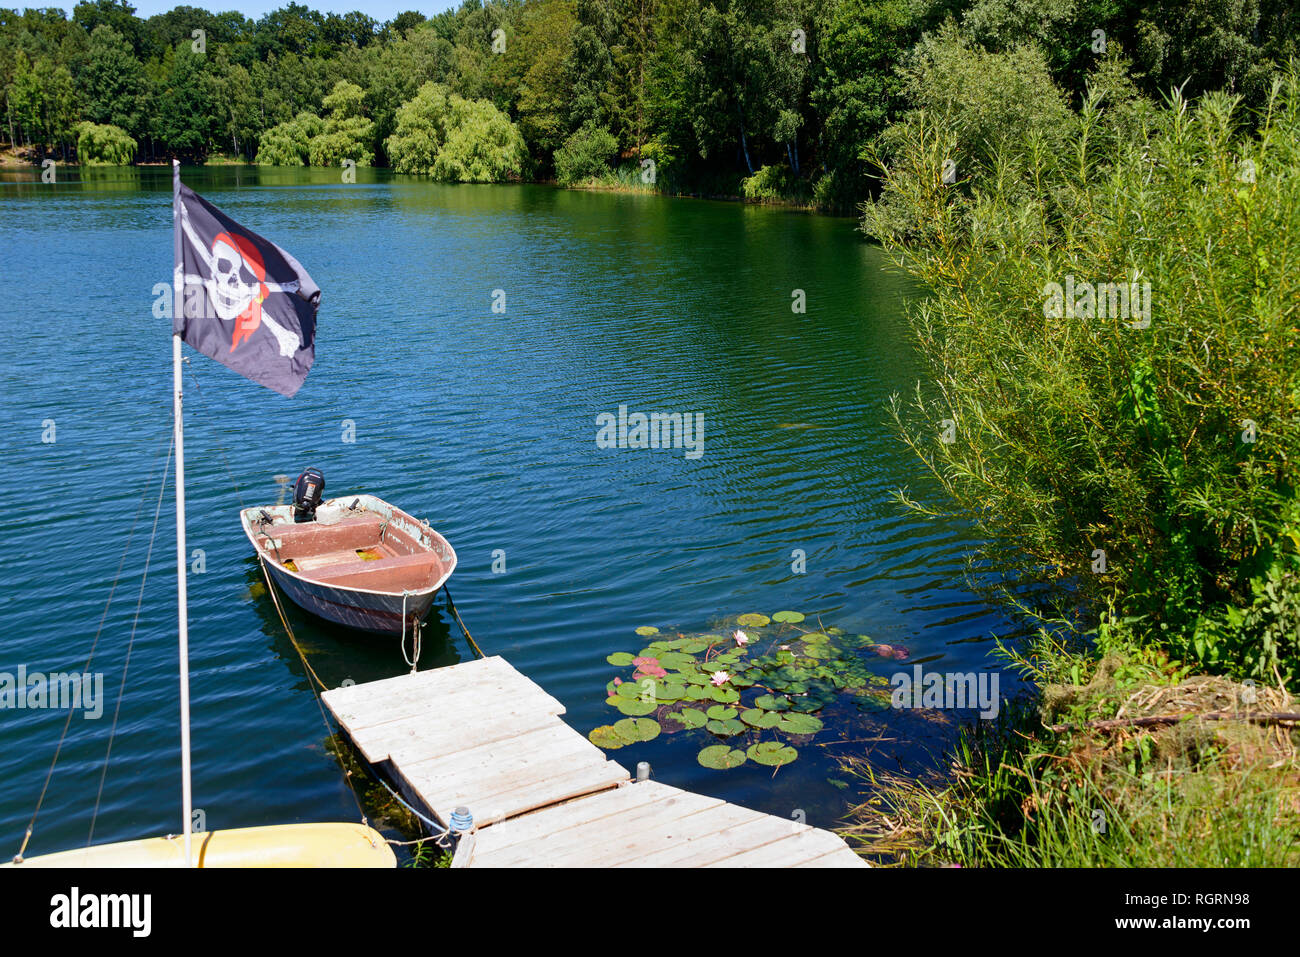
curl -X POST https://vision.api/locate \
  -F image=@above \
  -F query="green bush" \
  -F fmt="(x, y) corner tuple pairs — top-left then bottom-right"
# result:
(553, 124), (618, 186)
(255, 112), (321, 166)
(740, 163), (804, 202)
(386, 83), (525, 183)
(74, 122), (136, 165)
(868, 59), (1300, 684)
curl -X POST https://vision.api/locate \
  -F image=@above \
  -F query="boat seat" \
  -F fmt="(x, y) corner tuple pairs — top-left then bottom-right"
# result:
(307, 551), (445, 593)
(260, 515), (384, 554)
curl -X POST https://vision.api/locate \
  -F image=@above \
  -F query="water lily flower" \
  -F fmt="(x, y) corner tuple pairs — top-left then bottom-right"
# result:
(733, 629), (749, 646)
(779, 644), (790, 651)
(710, 671), (730, 686)
(612, 677), (622, 686)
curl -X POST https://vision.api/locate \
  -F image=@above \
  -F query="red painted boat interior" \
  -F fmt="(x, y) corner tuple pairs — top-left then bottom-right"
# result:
(252, 512), (447, 593)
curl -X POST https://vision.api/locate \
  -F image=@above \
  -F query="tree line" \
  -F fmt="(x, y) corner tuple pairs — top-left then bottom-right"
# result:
(2, 0), (1296, 207)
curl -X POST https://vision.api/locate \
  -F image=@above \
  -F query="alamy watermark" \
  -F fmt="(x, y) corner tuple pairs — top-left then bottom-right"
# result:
(595, 404), (704, 460)
(0, 667), (103, 719)
(1043, 275), (1152, 328)
(890, 665), (1001, 719)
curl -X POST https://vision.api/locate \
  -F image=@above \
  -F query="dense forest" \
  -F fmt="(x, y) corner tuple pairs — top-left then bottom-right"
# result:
(2, 0), (1297, 207)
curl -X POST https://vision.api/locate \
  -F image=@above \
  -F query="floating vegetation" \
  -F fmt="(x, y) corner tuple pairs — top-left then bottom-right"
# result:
(588, 717), (661, 749)
(590, 614), (899, 771)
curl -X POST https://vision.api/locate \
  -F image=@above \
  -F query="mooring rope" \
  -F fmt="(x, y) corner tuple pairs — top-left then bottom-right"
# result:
(256, 557), (369, 827)
(443, 586), (486, 659)
(13, 424), (172, 863)
(87, 433), (174, 847)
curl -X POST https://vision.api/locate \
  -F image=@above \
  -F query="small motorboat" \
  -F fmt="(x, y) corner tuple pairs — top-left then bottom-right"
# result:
(241, 469), (457, 634)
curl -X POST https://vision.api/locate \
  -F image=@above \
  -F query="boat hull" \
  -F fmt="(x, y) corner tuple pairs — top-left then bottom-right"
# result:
(264, 558), (437, 633)
(2, 822), (396, 868)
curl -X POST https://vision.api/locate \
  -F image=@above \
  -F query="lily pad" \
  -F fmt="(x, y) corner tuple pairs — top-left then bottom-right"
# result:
(708, 686), (741, 704)
(613, 717), (660, 743)
(685, 685), (712, 701)
(654, 683), (687, 703)
(706, 718), (745, 736)
(606, 652), (635, 666)
(747, 741), (798, 767)
(615, 682), (642, 699)
(611, 696), (657, 716)
(697, 745), (747, 769)
(754, 694), (792, 712)
(736, 613), (770, 627)
(777, 713), (824, 734)
(588, 724), (628, 749)
(740, 708), (781, 729)
(680, 639), (711, 654)
(706, 705), (737, 721)
(771, 610), (805, 623)
(635, 626), (659, 636)
(667, 707), (707, 729)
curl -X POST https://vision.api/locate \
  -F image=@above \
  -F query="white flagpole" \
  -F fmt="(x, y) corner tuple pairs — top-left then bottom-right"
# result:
(172, 159), (194, 866)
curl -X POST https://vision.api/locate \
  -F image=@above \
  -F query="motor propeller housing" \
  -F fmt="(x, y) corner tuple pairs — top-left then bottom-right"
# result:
(292, 467), (325, 523)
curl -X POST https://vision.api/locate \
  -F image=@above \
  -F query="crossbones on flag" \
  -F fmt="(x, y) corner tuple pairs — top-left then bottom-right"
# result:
(173, 172), (320, 397)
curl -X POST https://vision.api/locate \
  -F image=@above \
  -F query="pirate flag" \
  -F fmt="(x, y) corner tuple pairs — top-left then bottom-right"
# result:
(173, 164), (320, 397)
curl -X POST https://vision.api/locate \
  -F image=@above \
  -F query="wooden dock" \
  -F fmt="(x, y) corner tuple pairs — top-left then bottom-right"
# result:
(321, 655), (867, 868)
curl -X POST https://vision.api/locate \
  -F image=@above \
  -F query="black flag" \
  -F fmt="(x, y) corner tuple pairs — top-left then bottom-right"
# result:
(172, 166), (320, 397)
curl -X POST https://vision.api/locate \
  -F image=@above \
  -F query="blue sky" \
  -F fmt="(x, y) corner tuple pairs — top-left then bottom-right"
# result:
(50, 2), (460, 21)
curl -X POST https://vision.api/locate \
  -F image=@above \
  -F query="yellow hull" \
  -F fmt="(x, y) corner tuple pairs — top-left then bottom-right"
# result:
(4, 822), (396, 868)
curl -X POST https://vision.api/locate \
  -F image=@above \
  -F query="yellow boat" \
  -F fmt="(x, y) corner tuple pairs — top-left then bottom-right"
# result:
(4, 823), (395, 868)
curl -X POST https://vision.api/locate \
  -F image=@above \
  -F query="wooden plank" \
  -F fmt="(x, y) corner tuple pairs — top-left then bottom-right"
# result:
(449, 831), (476, 868)
(479, 784), (723, 868)
(345, 699), (564, 765)
(399, 721), (606, 807)
(324, 657), (563, 740)
(702, 828), (853, 868)
(622, 814), (801, 868)
(324, 656), (554, 727)
(792, 847), (870, 868)
(470, 782), (671, 859)
(439, 760), (630, 827)
(323, 655), (513, 714)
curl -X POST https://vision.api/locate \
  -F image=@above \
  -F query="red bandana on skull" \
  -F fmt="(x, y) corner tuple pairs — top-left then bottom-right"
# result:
(209, 231), (268, 350)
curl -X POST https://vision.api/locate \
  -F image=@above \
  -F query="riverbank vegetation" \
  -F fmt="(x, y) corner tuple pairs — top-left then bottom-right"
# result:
(847, 36), (1300, 864)
(2, 1), (1296, 203)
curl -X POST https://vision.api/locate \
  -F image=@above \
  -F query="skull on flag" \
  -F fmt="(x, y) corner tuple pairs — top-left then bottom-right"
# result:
(207, 232), (268, 349)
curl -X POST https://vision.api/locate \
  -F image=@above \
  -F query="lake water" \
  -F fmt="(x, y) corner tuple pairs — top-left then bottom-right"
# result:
(0, 165), (1014, 859)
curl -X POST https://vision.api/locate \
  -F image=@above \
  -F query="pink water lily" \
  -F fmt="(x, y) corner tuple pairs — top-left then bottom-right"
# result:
(710, 670), (730, 686)
(732, 630), (749, 646)
(612, 676), (622, 686)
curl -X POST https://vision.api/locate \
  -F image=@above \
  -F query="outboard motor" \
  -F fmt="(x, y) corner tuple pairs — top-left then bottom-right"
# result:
(292, 467), (325, 523)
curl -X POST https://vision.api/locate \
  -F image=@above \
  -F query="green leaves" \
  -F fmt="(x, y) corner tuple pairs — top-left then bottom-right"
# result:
(613, 718), (660, 743)
(747, 742), (797, 767)
(697, 745), (748, 769)
(601, 615), (881, 769)
(667, 707), (707, 729)
(589, 718), (660, 749)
